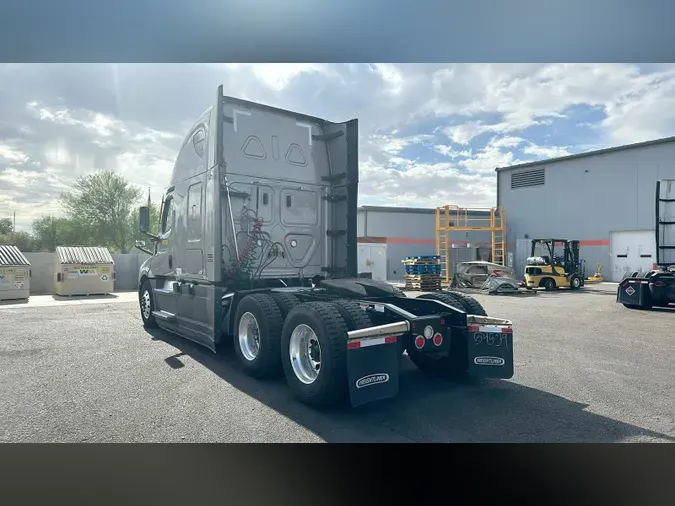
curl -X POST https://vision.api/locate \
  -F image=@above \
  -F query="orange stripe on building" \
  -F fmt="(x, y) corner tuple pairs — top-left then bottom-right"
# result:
(579, 239), (610, 246)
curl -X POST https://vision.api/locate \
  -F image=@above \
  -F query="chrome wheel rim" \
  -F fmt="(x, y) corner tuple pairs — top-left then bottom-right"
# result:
(238, 312), (260, 361)
(141, 290), (152, 320)
(289, 324), (322, 385)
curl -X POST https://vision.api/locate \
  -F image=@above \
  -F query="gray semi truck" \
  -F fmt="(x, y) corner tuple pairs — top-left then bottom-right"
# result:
(137, 85), (515, 407)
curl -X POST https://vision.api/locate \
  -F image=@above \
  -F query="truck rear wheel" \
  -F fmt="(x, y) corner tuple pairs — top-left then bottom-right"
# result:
(416, 292), (465, 311)
(443, 291), (488, 316)
(280, 302), (350, 407)
(233, 294), (285, 379)
(269, 292), (301, 318)
(330, 299), (372, 330)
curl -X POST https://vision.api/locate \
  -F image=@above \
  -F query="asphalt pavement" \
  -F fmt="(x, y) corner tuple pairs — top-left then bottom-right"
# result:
(1, 287), (673, 442)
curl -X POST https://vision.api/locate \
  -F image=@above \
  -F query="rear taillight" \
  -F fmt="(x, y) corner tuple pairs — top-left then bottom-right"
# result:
(414, 336), (425, 349)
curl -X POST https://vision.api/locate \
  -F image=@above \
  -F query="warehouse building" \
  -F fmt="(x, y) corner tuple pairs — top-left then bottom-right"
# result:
(356, 205), (495, 281)
(496, 135), (675, 282)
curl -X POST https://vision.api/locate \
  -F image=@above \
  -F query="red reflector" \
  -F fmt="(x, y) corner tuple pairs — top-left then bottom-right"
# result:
(432, 333), (443, 346)
(501, 327), (513, 334)
(411, 323), (416, 329)
(621, 281), (628, 287)
(414, 336), (425, 349)
(384, 335), (397, 344)
(347, 341), (360, 350)
(468, 325), (480, 332)
(440, 319), (445, 325)
(653, 281), (664, 286)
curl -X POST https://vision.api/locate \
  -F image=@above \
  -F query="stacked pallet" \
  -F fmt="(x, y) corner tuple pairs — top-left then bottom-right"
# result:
(402, 255), (442, 291)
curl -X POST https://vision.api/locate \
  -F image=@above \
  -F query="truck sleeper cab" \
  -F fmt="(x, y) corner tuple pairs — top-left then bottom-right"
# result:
(137, 86), (515, 407)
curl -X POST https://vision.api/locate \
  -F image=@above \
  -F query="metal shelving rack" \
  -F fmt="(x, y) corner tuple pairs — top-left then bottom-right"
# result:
(435, 205), (507, 285)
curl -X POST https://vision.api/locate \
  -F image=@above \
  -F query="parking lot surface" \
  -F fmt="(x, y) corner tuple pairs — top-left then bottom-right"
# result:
(1, 287), (673, 443)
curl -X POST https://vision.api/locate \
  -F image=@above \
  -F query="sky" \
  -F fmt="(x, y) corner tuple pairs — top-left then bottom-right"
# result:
(2, 63), (675, 232)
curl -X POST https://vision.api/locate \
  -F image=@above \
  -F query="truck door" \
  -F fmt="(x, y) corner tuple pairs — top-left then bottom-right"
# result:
(176, 175), (214, 344)
(151, 191), (178, 317)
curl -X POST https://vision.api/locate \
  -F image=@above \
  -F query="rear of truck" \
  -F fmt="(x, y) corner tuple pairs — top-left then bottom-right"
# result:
(215, 93), (357, 288)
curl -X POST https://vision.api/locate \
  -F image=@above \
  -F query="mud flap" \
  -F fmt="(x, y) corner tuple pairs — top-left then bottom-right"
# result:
(467, 325), (514, 379)
(346, 336), (400, 407)
(617, 278), (652, 307)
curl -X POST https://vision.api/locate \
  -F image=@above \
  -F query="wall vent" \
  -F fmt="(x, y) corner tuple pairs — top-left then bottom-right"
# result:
(510, 168), (545, 189)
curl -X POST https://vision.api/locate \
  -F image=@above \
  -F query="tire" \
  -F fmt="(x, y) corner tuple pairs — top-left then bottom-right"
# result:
(444, 291), (488, 316)
(280, 302), (350, 407)
(542, 278), (556, 291)
(623, 304), (640, 309)
(139, 280), (157, 329)
(269, 292), (301, 318)
(330, 299), (372, 330)
(569, 275), (582, 290)
(416, 292), (465, 311)
(233, 293), (285, 379)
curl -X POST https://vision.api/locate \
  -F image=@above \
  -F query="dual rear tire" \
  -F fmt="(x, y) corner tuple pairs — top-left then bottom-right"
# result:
(232, 294), (372, 407)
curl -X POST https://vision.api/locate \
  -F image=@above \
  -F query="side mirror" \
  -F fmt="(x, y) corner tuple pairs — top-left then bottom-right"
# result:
(135, 240), (153, 256)
(139, 206), (150, 233)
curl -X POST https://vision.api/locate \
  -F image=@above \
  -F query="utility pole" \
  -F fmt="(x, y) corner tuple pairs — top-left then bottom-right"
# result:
(13, 211), (16, 233)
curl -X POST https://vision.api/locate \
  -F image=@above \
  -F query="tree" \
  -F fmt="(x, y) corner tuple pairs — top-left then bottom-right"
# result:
(9, 231), (33, 251)
(0, 217), (12, 235)
(31, 215), (91, 252)
(60, 170), (142, 253)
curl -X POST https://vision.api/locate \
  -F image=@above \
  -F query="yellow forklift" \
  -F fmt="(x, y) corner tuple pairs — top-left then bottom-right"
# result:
(524, 239), (585, 291)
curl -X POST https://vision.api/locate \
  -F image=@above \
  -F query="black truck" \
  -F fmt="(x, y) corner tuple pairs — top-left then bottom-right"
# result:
(617, 179), (675, 310)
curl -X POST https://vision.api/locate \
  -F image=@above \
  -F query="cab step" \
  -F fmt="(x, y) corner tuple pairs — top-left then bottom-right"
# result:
(153, 310), (177, 322)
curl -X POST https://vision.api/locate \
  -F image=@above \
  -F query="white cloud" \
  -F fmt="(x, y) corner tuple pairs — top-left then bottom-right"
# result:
(0, 144), (29, 164)
(372, 63), (404, 95)
(433, 145), (472, 159)
(223, 63), (328, 91)
(522, 144), (571, 159)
